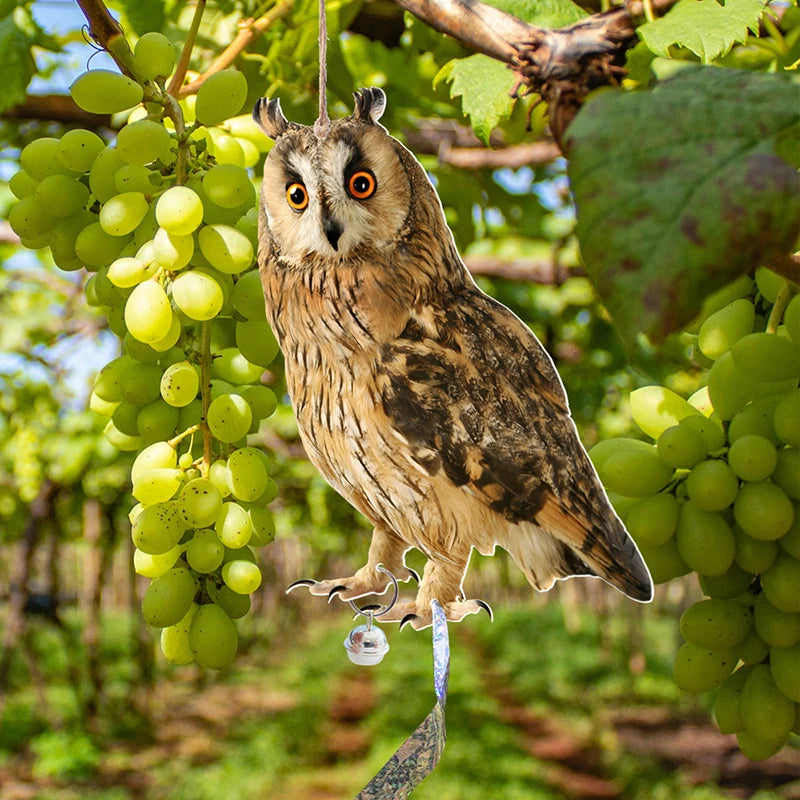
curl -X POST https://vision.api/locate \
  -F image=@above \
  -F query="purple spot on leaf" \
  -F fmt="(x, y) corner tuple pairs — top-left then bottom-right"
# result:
(680, 216), (705, 247)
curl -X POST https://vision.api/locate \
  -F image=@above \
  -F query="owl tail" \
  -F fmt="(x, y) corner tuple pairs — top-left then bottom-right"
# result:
(504, 499), (654, 602)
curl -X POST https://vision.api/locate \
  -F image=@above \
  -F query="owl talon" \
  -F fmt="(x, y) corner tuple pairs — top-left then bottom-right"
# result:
(285, 578), (318, 594)
(407, 568), (420, 585)
(475, 599), (493, 621)
(327, 585), (348, 602)
(400, 613), (420, 630)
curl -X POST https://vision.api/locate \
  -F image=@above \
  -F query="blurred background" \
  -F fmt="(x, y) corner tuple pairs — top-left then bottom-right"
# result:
(1, 0), (799, 798)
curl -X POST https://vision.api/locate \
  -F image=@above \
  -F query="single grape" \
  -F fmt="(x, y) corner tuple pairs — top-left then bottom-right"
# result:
(160, 603), (197, 665)
(8, 196), (56, 240)
(213, 585), (251, 619)
(636, 537), (690, 584)
(20, 137), (72, 180)
(697, 298), (755, 360)
(207, 393), (252, 443)
(131, 440), (177, 482)
(35, 174), (89, 218)
(186, 530), (225, 573)
(232, 270), (267, 320)
(773, 390), (800, 448)
(202, 164), (254, 209)
(171, 270), (224, 321)
(656, 425), (707, 469)
(707, 352), (760, 421)
(216, 501), (252, 548)
(728, 397), (780, 445)
(210, 347), (263, 384)
(194, 70), (248, 126)
(89, 391), (118, 417)
(156, 186), (204, 235)
(137, 400), (179, 443)
(770, 642), (800, 702)
(142, 567), (198, 628)
(740, 663), (796, 741)
(685, 460), (739, 511)
(209, 460), (232, 497)
(153, 226), (193, 270)
(676, 501), (735, 576)
(772, 447), (800, 501)
(209, 133), (244, 166)
(738, 628), (770, 665)
(784, 294), (800, 344)
(227, 447), (268, 502)
(198, 223), (254, 274)
(733, 481), (794, 540)
(125, 280), (174, 344)
(673, 642), (736, 693)
(245, 505), (276, 546)
(9, 170), (39, 199)
(188, 602), (238, 669)
(112, 402), (141, 436)
(134, 32), (176, 81)
(75, 222), (127, 268)
(698, 562), (753, 598)
(150, 314), (182, 353)
(755, 267), (783, 303)
(133, 545), (181, 578)
(679, 598), (752, 649)
(234, 320), (280, 368)
(70, 69), (143, 113)
(679, 414), (726, 452)
(160, 360), (200, 408)
(728, 435), (777, 482)
(57, 128), (106, 172)
(179, 478), (223, 528)
(107, 256), (156, 288)
(629, 386), (701, 440)
(753, 592), (800, 647)
(122, 360), (164, 407)
(761, 552), (800, 613)
(117, 119), (172, 166)
(94, 355), (135, 403)
(732, 332), (800, 384)
(131, 501), (185, 554)
(714, 667), (752, 734)
(132, 467), (183, 505)
(222, 560), (262, 594)
(255, 477), (278, 505)
(100, 192), (149, 236)
(733, 524), (777, 574)
(115, 163), (159, 194)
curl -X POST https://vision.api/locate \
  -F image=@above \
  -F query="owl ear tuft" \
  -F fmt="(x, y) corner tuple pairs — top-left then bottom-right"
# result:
(253, 97), (289, 140)
(352, 88), (386, 124)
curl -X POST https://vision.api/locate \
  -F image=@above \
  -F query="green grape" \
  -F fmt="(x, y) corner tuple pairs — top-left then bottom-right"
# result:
(715, 666), (752, 734)
(679, 414), (726, 452)
(121, 362), (163, 407)
(117, 119), (171, 166)
(151, 314), (182, 353)
(685, 460), (739, 511)
(142, 567), (198, 628)
(112, 402), (141, 436)
(160, 603), (197, 665)
(597, 444), (673, 498)
(210, 347), (263, 384)
(188, 603), (238, 669)
(727, 435), (777, 482)
(107, 256), (153, 288)
(213, 585), (250, 619)
(178, 452), (194, 470)
(153, 226), (193, 270)
(245, 505), (275, 546)
(784, 293), (800, 344)
(774, 390), (800, 447)
(131, 441), (177, 482)
(222, 560), (262, 594)
(89, 391), (118, 417)
(606, 491), (638, 520)
(185, 530), (225, 573)
(210, 379), (234, 401)
(75, 222), (127, 268)
(736, 728), (789, 761)
(207, 393), (252, 443)
(209, 460), (232, 496)
(210, 133), (244, 166)
(9, 170), (39, 199)
(57, 129), (106, 172)
(781, 512), (800, 559)
(241, 385), (277, 427)
(133, 545), (181, 578)
(179, 478), (223, 528)
(733, 481), (794, 540)
(761, 552), (800, 613)
(104, 419), (143, 451)
(255, 477), (278, 505)
(137, 400), (179, 443)
(770, 642), (800, 702)
(755, 266), (783, 304)
(227, 447), (268, 502)
(679, 599), (752, 649)
(194, 70), (248, 126)
(731, 332), (800, 383)
(753, 592), (800, 647)
(656, 425), (707, 469)
(697, 298), (755, 360)
(637, 537), (690, 584)
(8, 196), (56, 240)
(234, 320), (280, 368)
(160, 360), (199, 407)
(94, 355), (135, 402)
(772, 447), (800, 500)
(131, 500), (185, 554)
(115, 164), (159, 194)
(707, 352), (758, 420)
(222, 545), (256, 565)
(156, 186), (204, 235)
(676, 501), (735, 576)
(171, 270), (224, 320)
(733, 525), (777, 574)
(216, 501), (252, 548)
(89, 147), (126, 203)
(100, 192), (149, 236)
(673, 642), (736, 693)
(178, 398), (202, 431)
(202, 164), (253, 208)
(34, 174), (89, 218)
(629, 386), (701, 440)
(20, 137), (72, 180)
(698, 562), (753, 598)
(133, 467), (183, 504)
(125, 280), (174, 344)
(728, 397), (780, 445)
(235, 208), (258, 248)
(232, 270), (267, 320)
(226, 113), (272, 151)
(740, 663), (796, 741)
(738, 628), (770, 665)
(198, 223), (254, 274)
(133, 32), (176, 81)
(70, 69), (143, 113)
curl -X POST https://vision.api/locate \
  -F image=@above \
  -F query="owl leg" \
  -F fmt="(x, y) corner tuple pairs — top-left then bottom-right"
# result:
(380, 553), (492, 631)
(289, 525), (417, 602)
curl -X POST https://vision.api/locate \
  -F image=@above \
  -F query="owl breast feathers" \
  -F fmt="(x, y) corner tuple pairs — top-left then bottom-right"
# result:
(253, 88), (652, 628)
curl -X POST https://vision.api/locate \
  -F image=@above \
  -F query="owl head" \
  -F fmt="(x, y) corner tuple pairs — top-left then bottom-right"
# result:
(253, 88), (449, 268)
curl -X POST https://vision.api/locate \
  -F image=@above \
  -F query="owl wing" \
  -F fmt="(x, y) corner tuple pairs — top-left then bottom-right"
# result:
(379, 286), (652, 601)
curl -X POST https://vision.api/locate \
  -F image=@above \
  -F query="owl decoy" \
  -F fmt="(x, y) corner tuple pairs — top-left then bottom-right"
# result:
(253, 88), (653, 629)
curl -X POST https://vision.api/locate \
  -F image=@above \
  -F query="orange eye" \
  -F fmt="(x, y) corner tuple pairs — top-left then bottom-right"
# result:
(347, 170), (376, 200)
(286, 182), (308, 210)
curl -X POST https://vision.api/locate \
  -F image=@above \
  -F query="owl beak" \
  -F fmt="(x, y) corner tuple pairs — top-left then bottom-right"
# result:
(323, 217), (343, 251)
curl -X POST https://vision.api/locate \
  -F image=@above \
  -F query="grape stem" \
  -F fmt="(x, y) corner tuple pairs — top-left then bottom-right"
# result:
(200, 321), (213, 479)
(167, 424), (202, 449)
(167, 0), (207, 97)
(767, 281), (792, 335)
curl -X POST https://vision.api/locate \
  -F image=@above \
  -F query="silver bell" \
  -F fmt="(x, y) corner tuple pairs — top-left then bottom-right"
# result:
(344, 621), (390, 666)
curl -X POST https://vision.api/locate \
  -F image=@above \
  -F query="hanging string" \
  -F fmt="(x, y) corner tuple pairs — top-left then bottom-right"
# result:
(314, 0), (330, 139)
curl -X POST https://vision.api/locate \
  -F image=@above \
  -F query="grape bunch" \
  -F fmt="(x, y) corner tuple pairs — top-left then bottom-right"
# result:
(8, 34), (280, 669)
(591, 269), (800, 759)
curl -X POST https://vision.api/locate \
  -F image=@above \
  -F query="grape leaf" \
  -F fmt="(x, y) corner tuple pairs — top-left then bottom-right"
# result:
(0, 15), (37, 113)
(566, 67), (800, 343)
(638, 0), (764, 63)
(487, 0), (587, 28)
(116, 0), (166, 35)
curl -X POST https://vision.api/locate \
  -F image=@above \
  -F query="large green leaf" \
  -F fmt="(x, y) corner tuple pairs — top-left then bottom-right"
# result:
(0, 14), (37, 114)
(115, 0), (166, 35)
(566, 67), (800, 343)
(487, 0), (586, 28)
(638, 0), (764, 63)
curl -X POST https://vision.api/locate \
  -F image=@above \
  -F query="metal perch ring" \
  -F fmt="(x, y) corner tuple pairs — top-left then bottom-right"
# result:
(349, 564), (399, 619)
